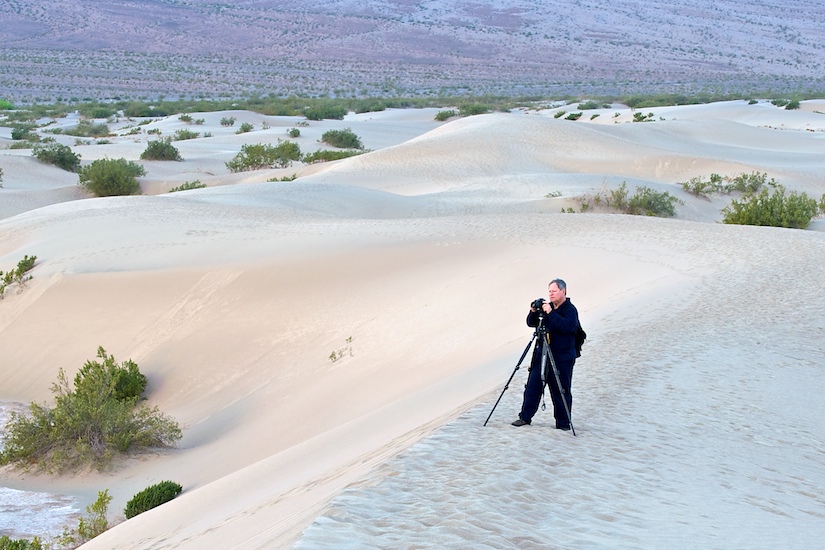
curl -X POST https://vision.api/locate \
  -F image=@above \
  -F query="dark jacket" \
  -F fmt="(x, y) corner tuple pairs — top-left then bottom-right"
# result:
(527, 298), (579, 362)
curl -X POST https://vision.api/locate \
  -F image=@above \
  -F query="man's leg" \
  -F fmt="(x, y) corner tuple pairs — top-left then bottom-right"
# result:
(517, 356), (544, 424)
(547, 360), (574, 429)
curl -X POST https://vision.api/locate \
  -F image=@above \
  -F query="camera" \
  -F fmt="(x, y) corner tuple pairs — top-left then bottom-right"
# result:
(531, 298), (546, 310)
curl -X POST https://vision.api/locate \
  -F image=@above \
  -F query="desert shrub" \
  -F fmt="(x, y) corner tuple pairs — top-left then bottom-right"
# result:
(124, 481), (183, 519)
(78, 157), (145, 196)
(680, 172), (769, 198)
(771, 98), (790, 107)
(725, 171), (768, 194)
(32, 142), (81, 172)
(565, 112), (582, 120)
(583, 182), (682, 217)
(0, 99), (13, 110)
(553, 110), (566, 119)
(0, 166), (3, 183)
(141, 138), (182, 161)
(225, 141), (301, 172)
(0, 348), (180, 472)
(57, 490), (111, 547)
(168, 180), (206, 192)
(1, 255), (38, 299)
(178, 113), (193, 123)
(173, 129), (199, 141)
(64, 120), (109, 138)
(302, 149), (365, 163)
(785, 99), (801, 110)
(235, 122), (254, 134)
(434, 109), (457, 121)
(10, 124), (36, 140)
(303, 104), (347, 120)
(633, 112), (654, 122)
(459, 103), (489, 116)
(320, 128), (363, 149)
(220, 116), (236, 127)
(577, 100), (603, 110)
(0, 535), (43, 549)
(287, 127), (300, 137)
(722, 186), (821, 229)
(680, 173), (725, 198)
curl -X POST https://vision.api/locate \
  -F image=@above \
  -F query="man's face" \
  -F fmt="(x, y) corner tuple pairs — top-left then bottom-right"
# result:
(548, 282), (565, 305)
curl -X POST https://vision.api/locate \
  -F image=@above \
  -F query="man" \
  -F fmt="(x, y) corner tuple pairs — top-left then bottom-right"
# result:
(512, 278), (579, 430)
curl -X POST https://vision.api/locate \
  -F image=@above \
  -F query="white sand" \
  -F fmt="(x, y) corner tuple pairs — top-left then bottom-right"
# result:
(1, 101), (824, 548)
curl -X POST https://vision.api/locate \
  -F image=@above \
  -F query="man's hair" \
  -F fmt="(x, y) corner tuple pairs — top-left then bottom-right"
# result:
(549, 278), (567, 292)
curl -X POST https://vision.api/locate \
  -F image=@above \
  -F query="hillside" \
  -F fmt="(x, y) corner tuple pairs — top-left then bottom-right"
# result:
(1, 0), (823, 101)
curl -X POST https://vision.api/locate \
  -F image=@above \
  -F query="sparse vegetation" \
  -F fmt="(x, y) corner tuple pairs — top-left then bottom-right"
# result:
(0, 347), (181, 473)
(32, 142), (81, 172)
(78, 157), (145, 196)
(0, 255), (37, 300)
(125, 481), (183, 519)
(577, 182), (683, 217)
(0, 535), (43, 549)
(168, 180), (206, 192)
(435, 109), (457, 121)
(64, 120), (109, 138)
(459, 103), (490, 116)
(225, 141), (301, 172)
(680, 172), (769, 199)
(172, 129), (199, 141)
(329, 336), (354, 362)
(235, 122), (254, 134)
(56, 490), (112, 548)
(287, 127), (300, 137)
(141, 138), (183, 161)
(320, 128), (363, 149)
(302, 149), (365, 163)
(220, 116), (236, 127)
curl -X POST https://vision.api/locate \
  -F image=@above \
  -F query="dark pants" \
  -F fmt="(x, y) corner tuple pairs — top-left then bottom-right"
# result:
(519, 344), (575, 428)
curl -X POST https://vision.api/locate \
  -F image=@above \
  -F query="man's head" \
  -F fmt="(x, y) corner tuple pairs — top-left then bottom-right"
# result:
(548, 278), (567, 307)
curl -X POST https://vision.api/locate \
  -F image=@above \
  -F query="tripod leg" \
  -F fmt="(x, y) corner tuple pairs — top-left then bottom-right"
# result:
(483, 335), (536, 426)
(544, 337), (576, 436)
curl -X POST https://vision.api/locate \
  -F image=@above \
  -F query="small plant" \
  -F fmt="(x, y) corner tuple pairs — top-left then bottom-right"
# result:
(329, 336), (354, 363)
(235, 122), (254, 134)
(173, 129), (199, 141)
(168, 180), (206, 192)
(220, 116), (236, 127)
(178, 113), (193, 123)
(565, 112), (582, 120)
(31, 142), (81, 172)
(553, 110), (566, 119)
(320, 128), (363, 149)
(141, 138), (183, 161)
(434, 109), (457, 121)
(78, 157), (145, 196)
(545, 191), (562, 198)
(633, 112), (655, 122)
(590, 114), (600, 120)
(578, 182), (682, 217)
(57, 490), (112, 547)
(287, 127), (301, 138)
(0, 535), (43, 549)
(680, 173), (725, 198)
(225, 141), (302, 172)
(11, 123), (38, 141)
(1, 255), (38, 299)
(64, 120), (109, 138)
(459, 103), (489, 116)
(147, 128), (162, 135)
(125, 481), (183, 519)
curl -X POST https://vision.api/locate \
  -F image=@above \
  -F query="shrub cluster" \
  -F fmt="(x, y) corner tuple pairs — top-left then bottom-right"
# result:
(141, 138), (183, 161)
(680, 171), (768, 198)
(32, 142), (81, 172)
(320, 128), (363, 149)
(235, 122), (254, 134)
(64, 120), (109, 138)
(302, 149), (365, 164)
(57, 490), (112, 548)
(220, 116), (236, 126)
(576, 182), (683, 217)
(0, 347), (181, 473)
(0, 535), (43, 549)
(173, 129), (199, 141)
(78, 157), (145, 196)
(459, 103), (490, 116)
(434, 109), (457, 121)
(226, 141), (301, 172)
(125, 481), (183, 519)
(0, 255), (36, 299)
(303, 103), (347, 120)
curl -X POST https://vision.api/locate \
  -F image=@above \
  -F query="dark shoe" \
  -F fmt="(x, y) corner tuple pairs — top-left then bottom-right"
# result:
(511, 418), (530, 426)
(556, 424), (571, 431)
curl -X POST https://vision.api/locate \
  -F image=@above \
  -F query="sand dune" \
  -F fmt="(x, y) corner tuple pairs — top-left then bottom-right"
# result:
(1, 101), (824, 547)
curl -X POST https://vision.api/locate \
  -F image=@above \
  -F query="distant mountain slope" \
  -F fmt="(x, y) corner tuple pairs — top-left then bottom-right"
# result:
(1, 0), (823, 101)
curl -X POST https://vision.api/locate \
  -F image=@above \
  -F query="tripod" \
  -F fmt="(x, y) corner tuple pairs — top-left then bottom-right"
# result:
(484, 313), (576, 436)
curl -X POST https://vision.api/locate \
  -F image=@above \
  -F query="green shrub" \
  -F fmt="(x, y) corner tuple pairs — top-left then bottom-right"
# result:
(680, 173), (725, 198)
(178, 113), (193, 123)
(0, 535), (43, 549)
(785, 99), (800, 110)
(141, 138), (183, 161)
(225, 141), (301, 172)
(168, 180), (206, 192)
(565, 112), (582, 120)
(0, 99), (13, 110)
(235, 122), (254, 134)
(32, 142), (81, 172)
(1, 255), (38, 299)
(553, 110), (566, 119)
(0, 348), (180, 472)
(220, 116), (236, 127)
(725, 171), (768, 194)
(78, 157), (145, 196)
(64, 120), (109, 138)
(57, 490), (111, 547)
(459, 103), (489, 116)
(633, 112), (654, 122)
(302, 149), (365, 163)
(10, 124), (36, 140)
(124, 481), (183, 519)
(434, 109), (457, 121)
(303, 104), (347, 120)
(288, 127), (301, 137)
(320, 128), (363, 149)
(173, 129), (199, 141)
(722, 185), (821, 229)
(585, 182), (682, 217)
